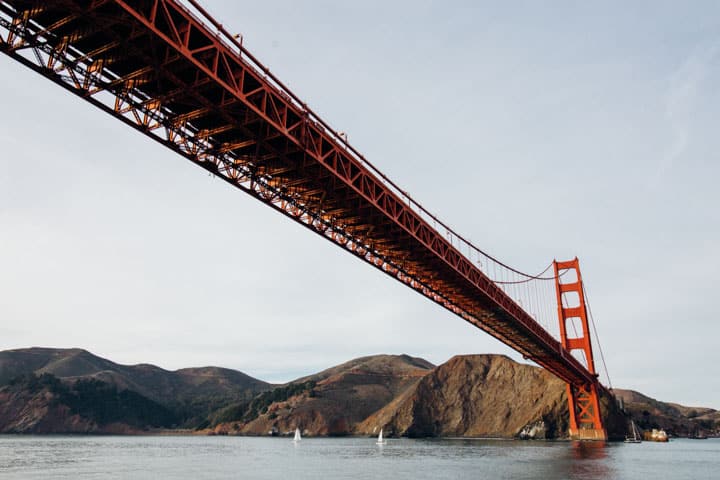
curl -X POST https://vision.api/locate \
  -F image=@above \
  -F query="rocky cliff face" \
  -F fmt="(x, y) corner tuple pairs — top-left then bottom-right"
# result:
(359, 355), (570, 438)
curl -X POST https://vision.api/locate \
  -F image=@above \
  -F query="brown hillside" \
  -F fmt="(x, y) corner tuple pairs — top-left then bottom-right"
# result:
(359, 355), (627, 439)
(613, 389), (719, 436)
(216, 354), (433, 436)
(215, 354), (626, 440)
(358, 354), (570, 438)
(0, 384), (104, 434)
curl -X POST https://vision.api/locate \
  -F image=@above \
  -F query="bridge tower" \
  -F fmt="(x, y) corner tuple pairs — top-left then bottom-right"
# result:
(553, 258), (607, 441)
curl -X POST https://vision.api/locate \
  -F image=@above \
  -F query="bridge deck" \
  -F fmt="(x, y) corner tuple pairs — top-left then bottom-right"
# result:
(0, 0), (595, 386)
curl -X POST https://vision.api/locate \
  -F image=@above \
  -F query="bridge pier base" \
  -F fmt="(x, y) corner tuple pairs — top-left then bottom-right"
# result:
(569, 428), (607, 441)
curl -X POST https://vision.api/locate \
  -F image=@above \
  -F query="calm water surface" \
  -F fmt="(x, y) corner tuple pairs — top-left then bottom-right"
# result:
(0, 435), (718, 479)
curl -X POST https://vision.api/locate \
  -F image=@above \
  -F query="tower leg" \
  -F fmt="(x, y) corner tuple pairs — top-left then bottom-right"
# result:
(554, 258), (607, 441)
(567, 383), (606, 440)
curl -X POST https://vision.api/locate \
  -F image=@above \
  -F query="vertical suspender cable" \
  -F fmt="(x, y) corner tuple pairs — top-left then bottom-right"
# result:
(583, 283), (613, 390)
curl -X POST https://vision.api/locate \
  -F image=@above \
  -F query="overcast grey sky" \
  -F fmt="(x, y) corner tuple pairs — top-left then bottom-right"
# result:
(1, 1), (719, 408)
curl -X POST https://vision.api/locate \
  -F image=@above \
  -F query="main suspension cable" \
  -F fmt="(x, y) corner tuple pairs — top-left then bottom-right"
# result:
(493, 263), (570, 284)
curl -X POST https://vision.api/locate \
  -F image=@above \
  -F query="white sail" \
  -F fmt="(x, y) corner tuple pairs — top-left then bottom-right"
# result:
(625, 420), (641, 443)
(376, 428), (387, 445)
(293, 427), (301, 442)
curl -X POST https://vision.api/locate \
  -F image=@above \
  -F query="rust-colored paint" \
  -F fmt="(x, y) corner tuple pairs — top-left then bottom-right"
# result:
(553, 259), (606, 440)
(1, 0), (604, 416)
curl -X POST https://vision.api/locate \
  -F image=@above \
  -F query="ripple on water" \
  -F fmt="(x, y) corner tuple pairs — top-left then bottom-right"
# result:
(0, 435), (717, 480)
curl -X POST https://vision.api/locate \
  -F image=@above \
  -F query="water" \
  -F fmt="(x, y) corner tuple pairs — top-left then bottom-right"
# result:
(0, 436), (718, 479)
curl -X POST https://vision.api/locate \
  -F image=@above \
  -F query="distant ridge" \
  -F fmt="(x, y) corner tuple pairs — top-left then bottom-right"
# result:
(0, 347), (271, 427)
(613, 388), (719, 437)
(0, 347), (717, 438)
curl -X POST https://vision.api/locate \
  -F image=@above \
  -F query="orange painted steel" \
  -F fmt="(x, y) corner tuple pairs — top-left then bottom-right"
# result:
(1, 0), (604, 403)
(553, 259), (606, 440)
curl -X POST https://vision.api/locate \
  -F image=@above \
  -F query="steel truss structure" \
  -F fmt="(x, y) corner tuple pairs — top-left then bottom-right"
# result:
(1, 0), (606, 437)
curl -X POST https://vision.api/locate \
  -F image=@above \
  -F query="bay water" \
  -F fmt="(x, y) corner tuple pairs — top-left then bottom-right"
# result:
(0, 435), (717, 479)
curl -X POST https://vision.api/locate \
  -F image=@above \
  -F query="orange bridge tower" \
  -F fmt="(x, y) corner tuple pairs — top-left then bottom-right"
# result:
(553, 258), (607, 441)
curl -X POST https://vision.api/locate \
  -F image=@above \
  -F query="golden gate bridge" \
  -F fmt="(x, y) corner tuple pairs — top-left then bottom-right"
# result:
(0, 0), (612, 440)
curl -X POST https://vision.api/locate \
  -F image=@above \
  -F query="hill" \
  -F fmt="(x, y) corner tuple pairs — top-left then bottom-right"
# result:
(0, 347), (271, 427)
(2, 347), (716, 439)
(613, 389), (719, 437)
(357, 354), (627, 439)
(211, 354), (433, 436)
(211, 354), (627, 440)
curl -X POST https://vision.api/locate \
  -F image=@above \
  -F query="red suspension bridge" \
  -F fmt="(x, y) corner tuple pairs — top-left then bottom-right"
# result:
(0, 0), (610, 440)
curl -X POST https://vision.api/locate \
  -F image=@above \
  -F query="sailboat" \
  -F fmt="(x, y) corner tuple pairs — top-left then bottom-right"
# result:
(376, 428), (387, 445)
(624, 420), (641, 444)
(293, 427), (301, 442)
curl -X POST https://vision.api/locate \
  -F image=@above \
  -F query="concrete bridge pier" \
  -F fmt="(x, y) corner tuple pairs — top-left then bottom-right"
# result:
(570, 427), (608, 441)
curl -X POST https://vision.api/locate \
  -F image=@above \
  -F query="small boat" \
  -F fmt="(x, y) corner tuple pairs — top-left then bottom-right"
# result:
(293, 427), (301, 442)
(624, 420), (641, 444)
(376, 428), (387, 445)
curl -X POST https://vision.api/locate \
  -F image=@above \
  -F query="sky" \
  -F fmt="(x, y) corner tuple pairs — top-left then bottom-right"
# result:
(1, 1), (719, 408)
